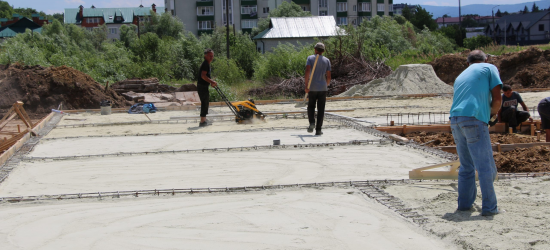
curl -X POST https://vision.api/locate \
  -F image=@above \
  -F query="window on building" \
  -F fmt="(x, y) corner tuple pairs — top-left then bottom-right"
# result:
(109, 28), (118, 34)
(302, 6), (308, 11)
(86, 27), (93, 31)
(353, 5), (356, 12)
(360, 3), (371, 12)
(337, 3), (347, 12)
(241, 5), (257, 15)
(241, 19), (257, 28)
(197, 6), (214, 15)
(222, 0), (233, 25)
(540, 24), (545, 31)
(377, 4), (384, 12)
(87, 17), (101, 23)
(198, 21), (213, 30)
(389, 4), (393, 12)
(319, 10), (328, 16)
(263, 7), (269, 13)
(115, 16), (122, 21)
(337, 17), (348, 25)
(319, 0), (327, 8)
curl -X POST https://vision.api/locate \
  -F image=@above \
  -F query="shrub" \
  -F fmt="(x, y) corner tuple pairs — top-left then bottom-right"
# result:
(463, 35), (493, 50)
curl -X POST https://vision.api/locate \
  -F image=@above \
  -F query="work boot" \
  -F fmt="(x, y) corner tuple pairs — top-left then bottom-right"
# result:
(199, 121), (208, 127)
(315, 130), (323, 136)
(307, 123), (315, 133)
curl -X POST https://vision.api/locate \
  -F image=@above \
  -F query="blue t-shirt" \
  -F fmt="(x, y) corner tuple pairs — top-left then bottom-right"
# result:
(306, 54), (331, 91)
(450, 63), (503, 123)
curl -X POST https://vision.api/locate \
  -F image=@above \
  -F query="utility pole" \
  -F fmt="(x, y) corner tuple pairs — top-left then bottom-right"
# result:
(226, 0), (230, 59)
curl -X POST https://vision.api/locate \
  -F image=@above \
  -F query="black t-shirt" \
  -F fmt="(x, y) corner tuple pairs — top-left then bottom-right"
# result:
(501, 91), (523, 112)
(197, 60), (211, 86)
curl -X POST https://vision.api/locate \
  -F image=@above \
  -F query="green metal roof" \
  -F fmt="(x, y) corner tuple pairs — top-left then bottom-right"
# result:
(0, 17), (42, 38)
(64, 7), (165, 24)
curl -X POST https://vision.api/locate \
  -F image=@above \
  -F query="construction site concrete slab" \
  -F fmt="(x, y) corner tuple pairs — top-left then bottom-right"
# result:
(0, 188), (454, 250)
(384, 177), (550, 250)
(46, 118), (339, 138)
(31, 128), (379, 158)
(0, 145), (444, 196)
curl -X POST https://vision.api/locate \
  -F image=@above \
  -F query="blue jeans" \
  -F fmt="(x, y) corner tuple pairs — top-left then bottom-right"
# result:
(450, 116), (498, 214)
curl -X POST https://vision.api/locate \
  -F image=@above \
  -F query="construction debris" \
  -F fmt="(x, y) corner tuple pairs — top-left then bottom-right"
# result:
(338, 64), (453, 97)
(111, 78), (177, 94)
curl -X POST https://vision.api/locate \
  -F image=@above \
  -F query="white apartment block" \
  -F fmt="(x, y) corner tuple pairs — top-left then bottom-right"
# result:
(164, 0), (394, 36)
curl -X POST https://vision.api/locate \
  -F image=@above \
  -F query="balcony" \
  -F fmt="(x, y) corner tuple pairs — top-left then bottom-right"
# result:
(292, 0), (310, 4)
(196, 0), (213, 7)
(241, 0), (257, 5)
(197, 15), (214, 21)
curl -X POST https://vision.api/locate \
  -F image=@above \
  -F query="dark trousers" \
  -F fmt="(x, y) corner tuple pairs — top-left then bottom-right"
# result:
(501, 107), (530, 128)
(538, 101), (550, 130)
(197, 84), (209, 117)
(307, 91), (327, 131)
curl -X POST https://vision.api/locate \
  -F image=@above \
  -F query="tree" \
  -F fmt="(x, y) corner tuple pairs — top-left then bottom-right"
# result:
(411, 5), (437, 31)
(0, 0), (13, 19)
(503, 11), (510, 16)
(532, 3), (540, 12)
(523, 6), (529, 14)
(495, 9), (502, 17)
(251, 1), (311, 37)
(401, 5), (413, 21)
(461, 16), (478, 27)
(438, 24), (466, 47)
(51, 13), (64, 23)
(442, 14), (450, 18)
(463, 35), (493, 50)
(143, 11), (184, 39)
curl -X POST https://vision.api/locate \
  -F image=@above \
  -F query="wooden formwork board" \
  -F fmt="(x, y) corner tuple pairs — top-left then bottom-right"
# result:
(376, 120), (542, 135)
(409, 161), (473, 180)
(0, 112), (55, 167)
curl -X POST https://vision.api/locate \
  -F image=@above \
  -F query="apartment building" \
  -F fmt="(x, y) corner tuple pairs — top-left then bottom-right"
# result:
(165, 0), (393, 36)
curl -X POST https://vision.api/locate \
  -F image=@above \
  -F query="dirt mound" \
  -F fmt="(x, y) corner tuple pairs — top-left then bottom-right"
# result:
(337, 64), (453, 97)
(494, 146), (550, 173)
(111, 78), (177, 94)
(428, 47), (550, 87)
(403, 132), (536, 146)
(0, 64), (129, 114)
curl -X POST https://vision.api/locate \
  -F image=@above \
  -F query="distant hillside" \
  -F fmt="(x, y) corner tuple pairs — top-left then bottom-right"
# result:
(420, 0), (550, 18)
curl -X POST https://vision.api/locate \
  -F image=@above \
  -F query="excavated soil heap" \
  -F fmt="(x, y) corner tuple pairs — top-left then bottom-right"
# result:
(404, 131), (549, 172)
(428, 47), (550, 87)
(494, 146), (550, 173)
(403, 131), (537, 146)
(0, 64), (129, 114)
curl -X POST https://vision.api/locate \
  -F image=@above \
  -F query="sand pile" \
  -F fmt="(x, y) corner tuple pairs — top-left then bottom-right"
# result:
(337, 64), (453, 97)
(0, 64), (130, 114)
(429, 47), (550, 87)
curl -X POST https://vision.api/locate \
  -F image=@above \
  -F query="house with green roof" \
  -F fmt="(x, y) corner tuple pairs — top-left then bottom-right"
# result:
(64, 4), (164, 39)
(0, 14), (51, 39)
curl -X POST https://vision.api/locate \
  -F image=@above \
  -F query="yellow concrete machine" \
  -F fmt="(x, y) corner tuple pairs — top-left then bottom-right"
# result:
(214, 86), (266, 124)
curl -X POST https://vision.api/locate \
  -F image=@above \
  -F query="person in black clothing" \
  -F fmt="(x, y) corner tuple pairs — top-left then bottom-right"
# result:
(197, 49), (217, 127)
(538, 97), (550, 142)
(498, 85), (532, 133)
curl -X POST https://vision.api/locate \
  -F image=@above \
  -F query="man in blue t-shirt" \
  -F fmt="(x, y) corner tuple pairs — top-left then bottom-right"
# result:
(305, 43), (331, 136)
(449, 50), (502, 216)
(498, 85), (532, 133)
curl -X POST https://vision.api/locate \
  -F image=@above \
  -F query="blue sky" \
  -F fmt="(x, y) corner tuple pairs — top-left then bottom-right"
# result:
(9, 0), (545, 14)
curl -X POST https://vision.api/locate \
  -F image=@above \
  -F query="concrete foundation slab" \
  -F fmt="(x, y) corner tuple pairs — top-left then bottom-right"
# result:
(0, 188), (454, 250)
(0, 145), (444, 196)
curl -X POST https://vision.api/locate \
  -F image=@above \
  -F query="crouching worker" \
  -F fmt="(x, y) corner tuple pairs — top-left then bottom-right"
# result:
(498, 85), (532, 133)
(197, 49), (218, 127)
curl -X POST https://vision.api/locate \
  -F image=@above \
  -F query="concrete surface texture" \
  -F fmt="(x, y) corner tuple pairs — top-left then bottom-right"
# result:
(32, 129), (379, 157)
(385, 177), (550, 250)
(0, 188), (454, 250)
(0, 143), (444, 196)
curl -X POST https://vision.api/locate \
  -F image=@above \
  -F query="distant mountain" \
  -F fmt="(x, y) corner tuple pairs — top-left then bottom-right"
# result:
(418, 1), (550, 18)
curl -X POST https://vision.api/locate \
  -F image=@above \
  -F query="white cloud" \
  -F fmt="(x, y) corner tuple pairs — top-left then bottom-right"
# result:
(65, 0), (85, 4)
(423, 1), (440, 6)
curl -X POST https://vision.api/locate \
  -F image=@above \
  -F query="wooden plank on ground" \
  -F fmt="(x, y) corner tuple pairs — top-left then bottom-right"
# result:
(436, 142), (550, 154)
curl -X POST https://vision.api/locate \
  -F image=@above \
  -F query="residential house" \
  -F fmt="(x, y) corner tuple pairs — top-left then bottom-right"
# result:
(0, 14), (51, 38)
(64, 4), (165, 39)
(392, 3), (415, 16)
(485, 11), (550, 45)
(435, 16), (499, 28)
(253, 16), (342, 53)
(165, 0), (394, 36)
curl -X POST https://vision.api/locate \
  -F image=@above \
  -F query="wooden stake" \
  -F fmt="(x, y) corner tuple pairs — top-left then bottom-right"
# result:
(390, 121), (394, 126)
(509, 127), (513, 134)
(537, 131), (541, 142)
(531, 124), (535, 136)
(537, 122), (541, 130)
(17, 125), (20, 133)
(496, 143), (502, 153)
